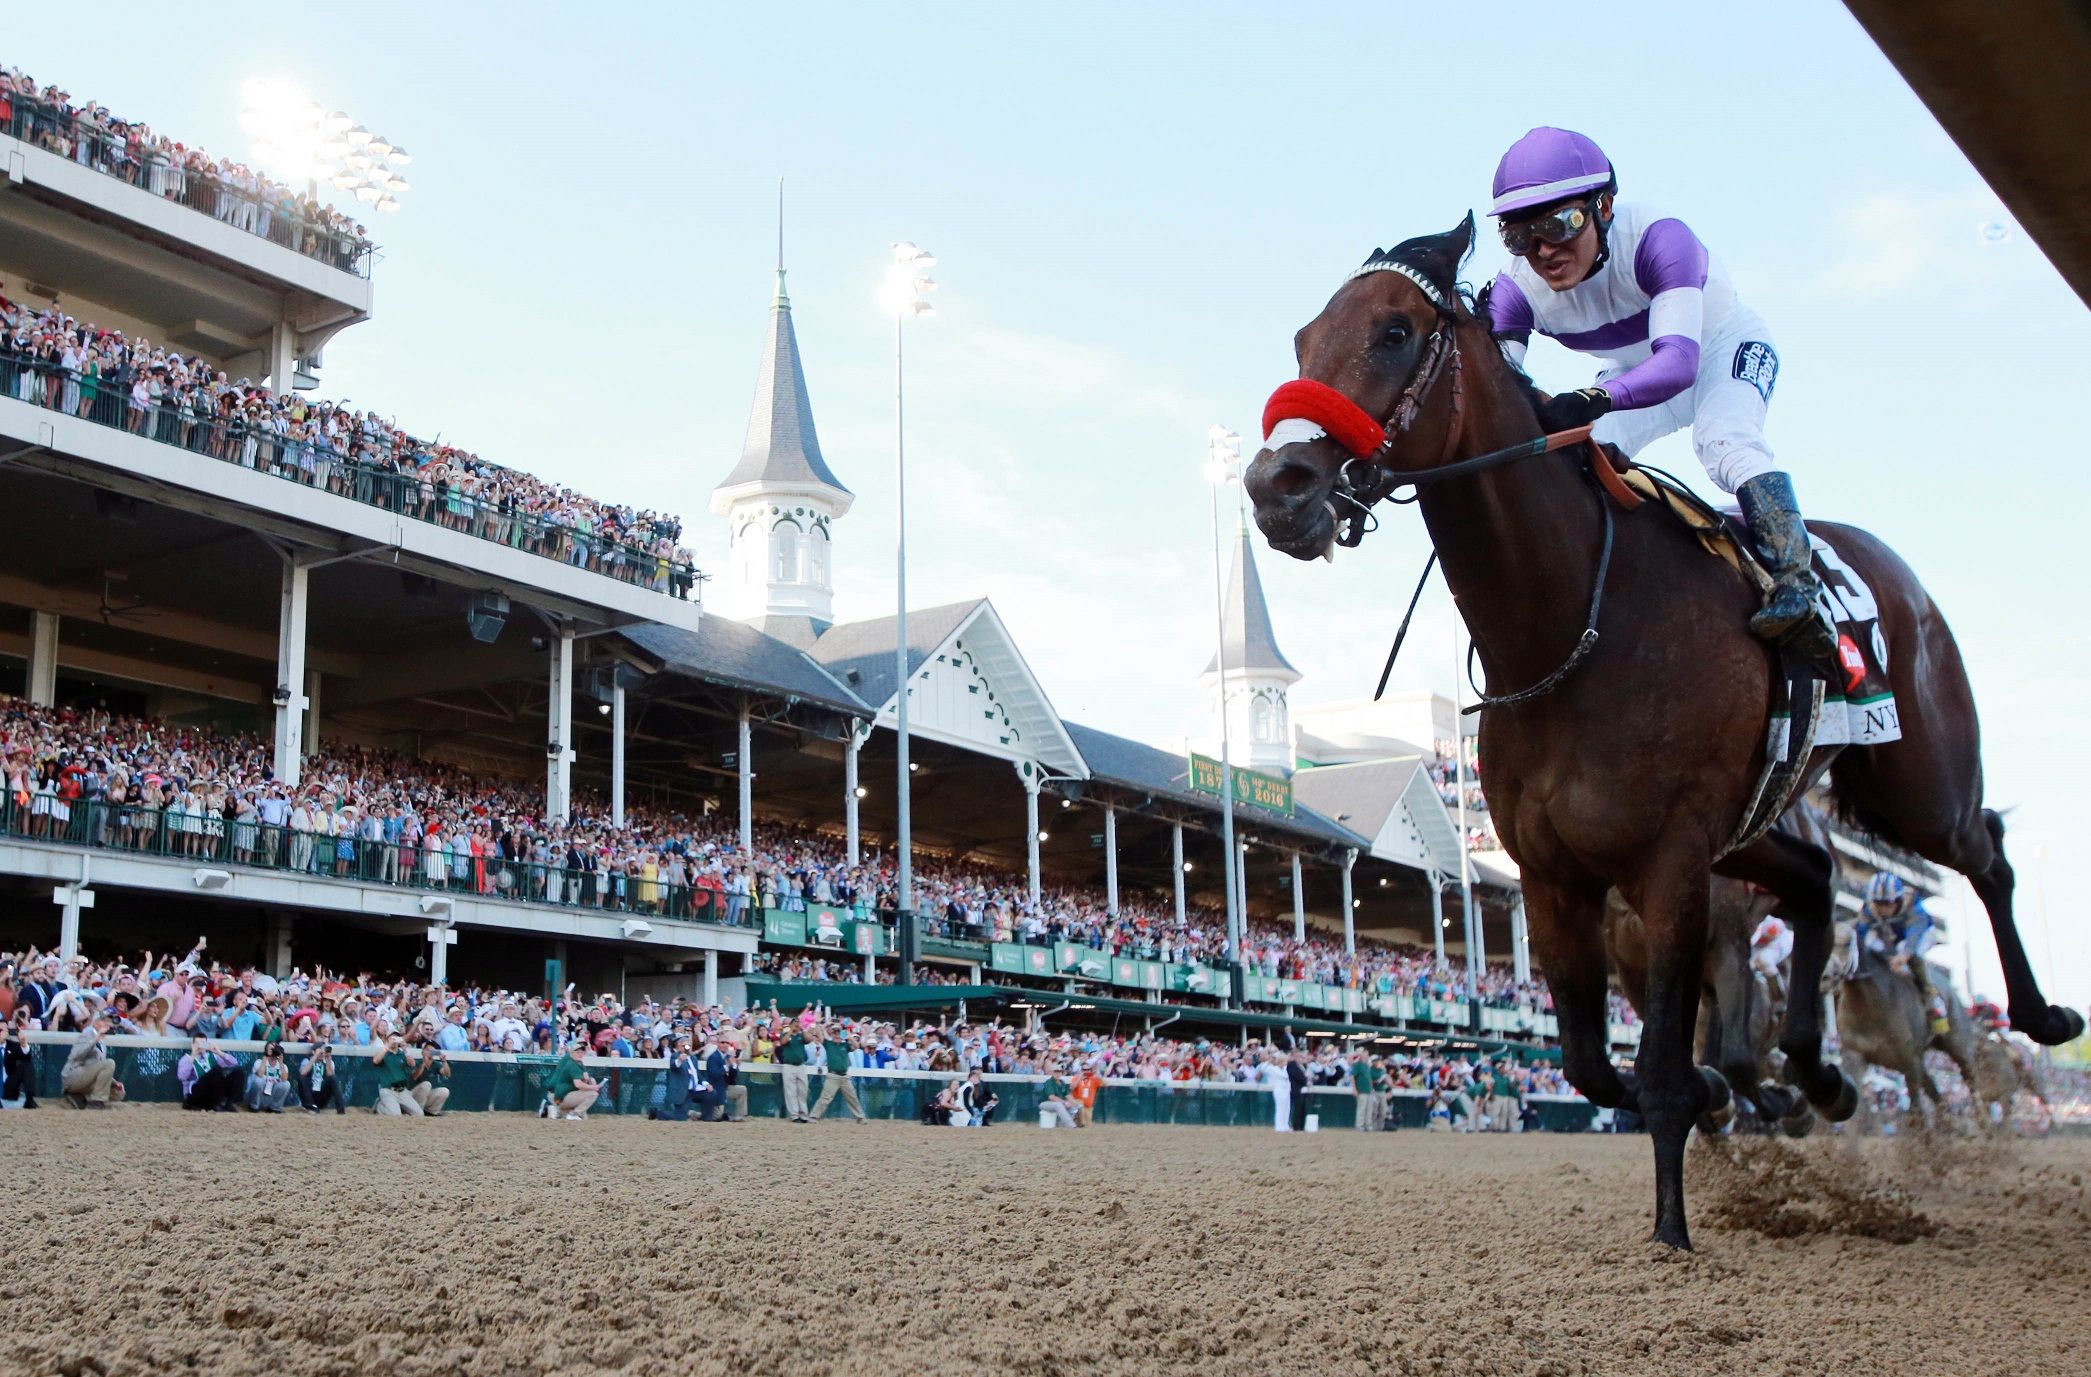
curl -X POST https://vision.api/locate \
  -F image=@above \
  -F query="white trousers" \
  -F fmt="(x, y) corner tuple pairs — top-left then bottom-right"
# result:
(1593, 315), (1779, 495)
(1271, 1085), (1292, 1132)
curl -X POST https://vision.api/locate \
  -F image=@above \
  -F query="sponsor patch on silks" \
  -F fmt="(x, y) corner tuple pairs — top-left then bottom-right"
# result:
(1809, 533), (1900, 748)
(1732, 340), (1778, 401)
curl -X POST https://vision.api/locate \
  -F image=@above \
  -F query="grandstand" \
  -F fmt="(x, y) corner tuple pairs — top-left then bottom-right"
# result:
(0, 67), (1936, 1059)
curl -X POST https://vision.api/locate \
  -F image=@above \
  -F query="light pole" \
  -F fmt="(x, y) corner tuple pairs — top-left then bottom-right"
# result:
(1206, 425), (1245, 992)
(885, 242), (936, 986)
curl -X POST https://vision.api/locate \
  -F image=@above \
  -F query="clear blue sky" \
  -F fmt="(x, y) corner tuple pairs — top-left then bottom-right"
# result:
(10, 2), (2088, 1007)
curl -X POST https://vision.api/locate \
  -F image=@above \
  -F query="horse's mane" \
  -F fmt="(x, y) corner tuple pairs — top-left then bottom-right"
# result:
(1461, 277), (1549, 423)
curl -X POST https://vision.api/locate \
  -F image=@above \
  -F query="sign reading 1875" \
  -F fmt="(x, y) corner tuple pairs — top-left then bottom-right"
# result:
(1186, 753), (1293, 816)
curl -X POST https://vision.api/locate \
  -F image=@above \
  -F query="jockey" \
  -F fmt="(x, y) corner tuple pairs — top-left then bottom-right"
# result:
(1749, 914), (1794, 981)
(1483, 127), (1834, 662)
(1862, 871), (1951, 1033)
(1969, 998), (2007, 1035)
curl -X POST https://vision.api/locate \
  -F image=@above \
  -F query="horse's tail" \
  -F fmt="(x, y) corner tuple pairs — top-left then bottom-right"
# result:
(1822, 755), (1899, 843)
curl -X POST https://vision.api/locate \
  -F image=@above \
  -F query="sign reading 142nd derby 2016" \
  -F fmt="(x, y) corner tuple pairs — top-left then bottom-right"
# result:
(1186, 753), (1293, 816)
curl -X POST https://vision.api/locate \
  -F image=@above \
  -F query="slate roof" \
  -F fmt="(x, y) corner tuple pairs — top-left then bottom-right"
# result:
(1204, 526), (1299, 679)
(1062, 722), (1365, 851)
(712, 271), (850, 498)
(806, 599), (985, 710)
(1290, 758), (1427, 845)
(622, 616), (867, 715)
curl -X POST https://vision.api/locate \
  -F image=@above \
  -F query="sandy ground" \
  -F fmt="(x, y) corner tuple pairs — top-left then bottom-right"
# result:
(6, 1110), (2087, 1377)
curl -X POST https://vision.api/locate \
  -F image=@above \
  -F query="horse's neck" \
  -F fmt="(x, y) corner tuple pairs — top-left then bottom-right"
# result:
(1419, 319), (1606, 688)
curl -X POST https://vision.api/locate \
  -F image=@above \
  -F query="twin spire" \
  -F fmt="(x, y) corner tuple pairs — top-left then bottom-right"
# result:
(711, 180), (852, 506)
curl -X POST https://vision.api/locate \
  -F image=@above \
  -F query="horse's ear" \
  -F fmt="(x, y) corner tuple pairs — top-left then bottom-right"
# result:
(1446, 211), (1475, 262)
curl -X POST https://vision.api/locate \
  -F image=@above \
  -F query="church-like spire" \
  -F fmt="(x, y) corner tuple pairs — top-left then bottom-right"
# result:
(1204, 524), (1300, 680)
(711, 182), (851, 506)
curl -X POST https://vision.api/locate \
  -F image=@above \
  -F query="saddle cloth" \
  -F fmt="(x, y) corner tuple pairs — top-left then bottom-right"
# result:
(1612, 464), (1903, 856)
(1617, 468), (1901, 751)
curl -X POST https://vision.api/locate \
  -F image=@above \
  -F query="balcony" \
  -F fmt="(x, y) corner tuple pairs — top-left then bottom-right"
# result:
(0, 348), (702, 627)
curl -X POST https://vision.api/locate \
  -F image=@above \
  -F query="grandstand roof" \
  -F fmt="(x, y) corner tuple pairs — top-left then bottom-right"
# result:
(1062, 721), (1364, 852)
(808, 598), (984, 714)
(711, 269), (852, 506)
(622, 616), (868, 715)
(1203, 525), (1299, 680)
(1290, 758), (1418, 842)
(1842, 0), (2091, 305)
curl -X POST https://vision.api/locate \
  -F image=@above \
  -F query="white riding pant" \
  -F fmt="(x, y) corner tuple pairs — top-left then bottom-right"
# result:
(1593, 313), (1779, 495)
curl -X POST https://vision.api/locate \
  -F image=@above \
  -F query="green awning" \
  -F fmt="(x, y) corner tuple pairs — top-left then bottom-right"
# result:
(740, 979), (1560, 1061)
(742, 980), (1004, 1014)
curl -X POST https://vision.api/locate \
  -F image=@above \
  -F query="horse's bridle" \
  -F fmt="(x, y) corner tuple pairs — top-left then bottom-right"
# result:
(1332, 299), (1467, 544)
(1260, 266), (1614, 711)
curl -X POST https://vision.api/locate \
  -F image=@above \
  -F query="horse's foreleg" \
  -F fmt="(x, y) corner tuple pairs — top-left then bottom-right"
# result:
(1620, 845), (1716, 1250)
(1527, 879), (1633, 1111)
(1710, 944), (1790, 1121)
(1716, 830), (1857, 1120)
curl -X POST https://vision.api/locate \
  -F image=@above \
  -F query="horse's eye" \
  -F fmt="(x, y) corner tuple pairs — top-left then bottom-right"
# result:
(1381, 323), (1410, 348)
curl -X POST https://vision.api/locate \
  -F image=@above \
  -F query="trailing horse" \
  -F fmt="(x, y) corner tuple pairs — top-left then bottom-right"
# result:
(1826, 922), (1981, 1131)
(1242, 214), (2082, 1248)
(1604, 876), (1813, 1136)
(1826, 922), (2049, 1133)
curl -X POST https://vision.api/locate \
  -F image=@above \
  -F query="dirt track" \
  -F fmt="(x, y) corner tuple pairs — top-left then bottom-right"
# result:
(6, 1109), (2086, 1377)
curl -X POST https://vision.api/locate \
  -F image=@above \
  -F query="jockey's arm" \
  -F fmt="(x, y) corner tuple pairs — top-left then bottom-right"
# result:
(1597, 219), (1708, 409)
(1487, 218), (1711, 411)
(1486, 273), (1534, 370)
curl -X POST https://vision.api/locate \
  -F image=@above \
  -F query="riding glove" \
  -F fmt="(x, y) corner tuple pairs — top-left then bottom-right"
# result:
(1536, 385), (1614, 434)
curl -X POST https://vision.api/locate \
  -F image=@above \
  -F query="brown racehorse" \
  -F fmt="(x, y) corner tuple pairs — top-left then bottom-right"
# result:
(1242, 215), (2082, 1249)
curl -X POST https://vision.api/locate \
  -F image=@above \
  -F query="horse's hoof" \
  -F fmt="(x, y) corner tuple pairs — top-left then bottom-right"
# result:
(1698, 1067), (1733, 1116)
(1752, 1082), (1796, 1122)
(2019, 1004), (2086, 1047)
(1649, 1224), (1694, 1251)
(1780, 1104), (1818, 1139)
(1816, 1070), (1860, 1123)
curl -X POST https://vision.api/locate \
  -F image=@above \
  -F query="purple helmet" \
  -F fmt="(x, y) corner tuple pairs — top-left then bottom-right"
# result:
(1491, 128), (1614, 217)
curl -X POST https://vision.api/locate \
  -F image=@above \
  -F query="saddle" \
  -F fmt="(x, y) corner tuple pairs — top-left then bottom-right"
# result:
(1590, 448), (1824, 858)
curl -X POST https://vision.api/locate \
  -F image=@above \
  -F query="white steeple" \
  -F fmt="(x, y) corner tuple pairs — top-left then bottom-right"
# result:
(1199, 524), (1302, 775)
(709, 194), (852, 647)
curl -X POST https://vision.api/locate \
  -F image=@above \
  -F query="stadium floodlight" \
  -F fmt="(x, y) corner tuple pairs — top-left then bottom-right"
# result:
(388, 146), (412, 166)
(242, 81), (412, 219)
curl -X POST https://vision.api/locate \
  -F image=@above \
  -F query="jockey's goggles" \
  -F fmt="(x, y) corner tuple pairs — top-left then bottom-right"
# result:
(1498, 201), (1595, 257)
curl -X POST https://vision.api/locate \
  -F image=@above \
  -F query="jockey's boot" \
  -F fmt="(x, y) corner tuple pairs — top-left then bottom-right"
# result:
(1736, 472), (1836, 663)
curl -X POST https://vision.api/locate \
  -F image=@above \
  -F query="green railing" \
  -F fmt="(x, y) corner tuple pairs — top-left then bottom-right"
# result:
(0, 797), (747, 928)
(17, 1035), (1597, 1130)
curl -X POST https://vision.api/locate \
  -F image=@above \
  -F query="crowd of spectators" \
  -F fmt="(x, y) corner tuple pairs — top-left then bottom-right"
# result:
(0, 943), (1573, 1123)
(2, 63), (372, 273)
(0, 292), (697, 595)
(0, 694), (1562, 1012)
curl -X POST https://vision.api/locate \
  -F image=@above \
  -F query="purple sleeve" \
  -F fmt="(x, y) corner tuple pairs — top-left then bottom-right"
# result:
(1599, 336), (1699, 410)
(1632, 218), (1709, 297)
(1600, 219), (1710, 410)
(1485, 272), (1533, 343)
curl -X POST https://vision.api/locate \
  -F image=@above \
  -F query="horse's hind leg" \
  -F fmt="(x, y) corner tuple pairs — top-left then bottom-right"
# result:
(1962, 810), (2083, 1045)
(1618, 844), (1717, 1250)
(1717, 830), (1858, 1119)
(1829, 631), (2082, 1045)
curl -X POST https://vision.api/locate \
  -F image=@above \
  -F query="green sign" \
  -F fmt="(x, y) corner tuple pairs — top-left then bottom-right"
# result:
(848, 921), (888, 957)
(991, 942), (1028, 974)
(1056, 943), (1110, 978)
(1187, 753), (1294, 815)
(763, 909), (807, 946)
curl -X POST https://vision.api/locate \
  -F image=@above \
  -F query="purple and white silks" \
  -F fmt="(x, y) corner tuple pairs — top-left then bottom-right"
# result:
(1486, 205), (1733, 412)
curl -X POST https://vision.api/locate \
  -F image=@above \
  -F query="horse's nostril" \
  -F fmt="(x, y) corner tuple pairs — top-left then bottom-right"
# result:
(1265, 455), (1323, 501)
